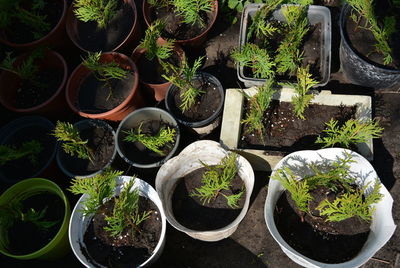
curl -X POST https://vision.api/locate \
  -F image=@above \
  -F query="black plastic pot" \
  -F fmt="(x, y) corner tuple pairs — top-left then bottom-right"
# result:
(0, 116), (57, 184)
(56, 119), (116, 178)
(165, 72), (225, 136)
(339, 4), (400, 89)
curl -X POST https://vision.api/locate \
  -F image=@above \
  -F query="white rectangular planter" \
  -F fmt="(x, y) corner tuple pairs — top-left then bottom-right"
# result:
(219, 87), (373, 171)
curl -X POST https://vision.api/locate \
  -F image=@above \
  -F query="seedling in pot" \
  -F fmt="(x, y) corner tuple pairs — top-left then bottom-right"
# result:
(162, 56), (205, 112)
(123, 122), (176, 156)
(69, 169), (152, 237)
(190, 152), (245, 208)
(53, 121), (94, 163)
(73, 0), (119, 29)
(82, 51), (129, 100)
(0, 0), (51, 40)
(0, 140), (43, 166)
(315, 118), (383, 148)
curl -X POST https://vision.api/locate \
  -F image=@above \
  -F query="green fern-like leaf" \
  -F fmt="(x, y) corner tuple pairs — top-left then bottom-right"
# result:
(74, 0), (118, 29)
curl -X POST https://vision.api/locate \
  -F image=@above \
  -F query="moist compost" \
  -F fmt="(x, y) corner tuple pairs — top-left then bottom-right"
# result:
(172, 166), (245, 231)
(168, 75), (222, 122)
(75, 1), (134, 51)
(120, 120), (177, 165)
(14, 69), (63, 109)
(239, 101), (356, 154)
(83, 196), (162, 267)
(274, 191), (370, 263)
(0, 124), (56, 182)
(148, 5), (214, 40)
(58, 123), (115, 176)
(138, 50), (181, 84)
(345, 14), (400, 69)
(7, 193), (64, 255)
(2, 0), (63, 44)
(77, 72), (135, 114)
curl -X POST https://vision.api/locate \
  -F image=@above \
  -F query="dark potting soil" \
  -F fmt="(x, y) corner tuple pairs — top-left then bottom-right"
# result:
(77, 72), (135, 114)
(0, 125), (56, 182)
(274, 191), (370, 263)
(239, 100), (356, 154)
(149, 5), (213, 40)
(345, 14), (400, 69)
(76, 1), (134, 51)
(138, 51), (181, 84)
(120, 120), (177, 165)
(3, 0), (63, 44)
(83, 196), (162, 268)
(15, 69), (63, 109)
(59, 124), (115, 176)
(7, 193), (64, 255)
(172, 166), (245, 231)
(169, 75), (222, 122)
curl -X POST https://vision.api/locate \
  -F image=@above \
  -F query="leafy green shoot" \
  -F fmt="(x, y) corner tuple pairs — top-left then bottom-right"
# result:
(123, 122), (176, 156)
(241, 79), (275, 140)
(173, 0), (213, 27)
(53, 121), (94, 162)
(73, 0), (118, 29)
(104, 179), (152, 237)
(315, 118), (384, 148)
(231, 43), (275, 79)
(0, 140), (43, 166)
(190, 153), (244, 208)
(68, 169), (123, 215)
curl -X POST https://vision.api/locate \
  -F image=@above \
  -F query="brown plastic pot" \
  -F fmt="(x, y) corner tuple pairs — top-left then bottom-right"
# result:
(142, 0), (218, 47)
(0, 50), (68, 118)
(131, 38), (185, 102)
(0, 0), (68, 51)
(66, 0), (141, 53)
(66, 52), (144, 122)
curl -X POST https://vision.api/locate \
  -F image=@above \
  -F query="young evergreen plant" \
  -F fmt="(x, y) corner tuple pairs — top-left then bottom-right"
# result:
(73, 0), (119, 29)
(190, 153), (244, 208)
(53, 121), (94, 162)
(123, 122), (176, 156)
(0, 140), (43, 166)
(315, 118), (384, 148)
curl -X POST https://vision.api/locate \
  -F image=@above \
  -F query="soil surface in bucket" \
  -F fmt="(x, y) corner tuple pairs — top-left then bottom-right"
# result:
(14, 69), (64, 109)
(77, 72), (135, 114)
(0, 124), (56, 182)
(138, 51), (181, 84)
(83, 196), (162, 267)
(148, 5), (214, 41)
(274, 190), (370, 263)
(75, 1), (134, 51)
(168, 75), (222, 123)
(58, 124), (115, 176)
(120, 120), (177, 166)
(3, 0), (63, 44)
(172, 166), (245, 231)
(239, 101), (356, 154)
(7, 193), (65, 255)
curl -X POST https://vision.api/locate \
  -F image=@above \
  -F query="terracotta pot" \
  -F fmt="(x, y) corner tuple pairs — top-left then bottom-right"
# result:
(66, 52), (144, 122)
(0, 50), (68, 118)
(142, 0), (218, 47)
(131, 38), (185, 102)
(66, 0), (141, 52)
(0, 0), (68, 51)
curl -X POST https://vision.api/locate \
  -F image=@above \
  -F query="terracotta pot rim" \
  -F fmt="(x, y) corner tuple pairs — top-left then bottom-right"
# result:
(66, 52), (139, 119)
(0, 0), (67, 48)
(66, 0), (138, 52)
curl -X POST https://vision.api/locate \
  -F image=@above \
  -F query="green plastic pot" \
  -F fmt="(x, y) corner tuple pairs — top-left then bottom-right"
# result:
(0, 178), (71, 260)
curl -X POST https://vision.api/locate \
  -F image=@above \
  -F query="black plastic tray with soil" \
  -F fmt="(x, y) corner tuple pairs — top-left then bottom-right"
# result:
(7, 192), (65, 255)
(3, 0), (63, 44)
(239, 100), (356, 155)
(83, 195), (162, 267)
(120, 119), (178, 165)
(77, 72), (135, 114)
(274, 190), (370, 263)
(172, 166), (245, 231)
